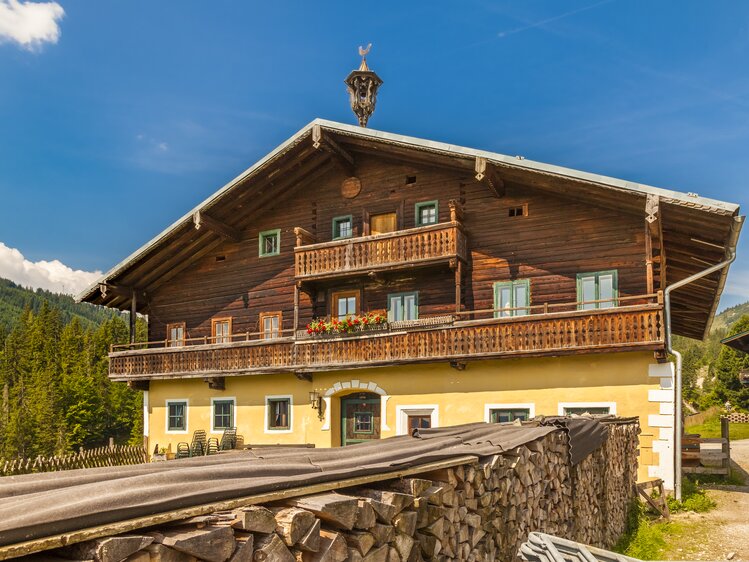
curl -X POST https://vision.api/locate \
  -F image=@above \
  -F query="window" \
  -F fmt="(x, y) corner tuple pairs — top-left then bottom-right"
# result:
(415, 201), (438, 226)
(490, 408), (530, 423)
(259, 312), (282, 340)
(354, 411), (374, 433)
(167, 323), (185, 347)
(259, 229), (281, 257)
(494, 279), (531, 317)
(166, 400), (187, 432)
(484, 403), (535, 423)
(331, 290), (359, 320)
(212, 398), (235, 432)
(577, 270), (618, 310)
(558, 402), (616, 416)
(408, 415), (432, 431)
(332, 215), (353, 240)
(387, 292), (419, 322)
(266, 396), (291, 431)
(212, 318), (232, 344)
(508, 205), (528, 217)
(396, 405), (438, 435)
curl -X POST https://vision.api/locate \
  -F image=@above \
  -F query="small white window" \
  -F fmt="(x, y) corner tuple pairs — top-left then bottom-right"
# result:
(395, 405), (439, 435)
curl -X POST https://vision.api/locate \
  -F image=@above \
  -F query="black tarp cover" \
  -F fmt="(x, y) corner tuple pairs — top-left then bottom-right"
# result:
(0, 420), (610, 547)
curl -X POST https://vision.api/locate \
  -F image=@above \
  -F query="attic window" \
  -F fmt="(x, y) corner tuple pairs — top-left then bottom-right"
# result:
(215, 255), (226, 262)
(405, 176), (417, 185)
(508, 205), (528, 218)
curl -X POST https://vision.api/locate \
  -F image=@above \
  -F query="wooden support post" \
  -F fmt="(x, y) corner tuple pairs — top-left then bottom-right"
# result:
(721, 417), (730, 474)
(454, 261), (463, 314)
(645, 222), (654, 295)
(294, 283), (300, 334)
(130, 290), (137, 344)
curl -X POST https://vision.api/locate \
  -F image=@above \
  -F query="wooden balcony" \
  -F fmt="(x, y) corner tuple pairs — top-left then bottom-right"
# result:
(108, 302), (664, 381)
(294, 222), (469, 281)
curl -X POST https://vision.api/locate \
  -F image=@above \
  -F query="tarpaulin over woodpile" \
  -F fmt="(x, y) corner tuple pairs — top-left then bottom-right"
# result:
(0, 419), (610, 547)
(537, 416), (637, 466)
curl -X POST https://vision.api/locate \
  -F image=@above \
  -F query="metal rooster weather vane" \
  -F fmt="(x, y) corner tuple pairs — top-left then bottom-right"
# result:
(344, 43), (383, 127)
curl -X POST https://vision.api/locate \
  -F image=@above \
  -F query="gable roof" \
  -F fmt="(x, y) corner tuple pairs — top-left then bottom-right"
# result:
(78, 118), (743, 340)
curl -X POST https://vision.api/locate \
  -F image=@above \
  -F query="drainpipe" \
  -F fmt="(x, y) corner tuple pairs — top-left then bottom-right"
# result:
(665, 215), (743, 500)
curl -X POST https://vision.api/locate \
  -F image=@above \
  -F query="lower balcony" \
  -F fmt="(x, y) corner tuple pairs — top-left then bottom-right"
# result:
(109, 301), (664, 381)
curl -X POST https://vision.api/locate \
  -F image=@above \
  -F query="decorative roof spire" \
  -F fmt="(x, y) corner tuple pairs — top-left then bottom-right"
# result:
(344, 44), (383, 128)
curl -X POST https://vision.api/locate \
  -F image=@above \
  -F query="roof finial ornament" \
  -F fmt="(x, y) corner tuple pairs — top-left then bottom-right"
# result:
(358, 43), (372, 70)
(345, 43), (383, 128)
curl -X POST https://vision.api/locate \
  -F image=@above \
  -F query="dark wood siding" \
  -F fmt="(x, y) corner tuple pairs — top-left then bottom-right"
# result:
(147, 153), (646, 342)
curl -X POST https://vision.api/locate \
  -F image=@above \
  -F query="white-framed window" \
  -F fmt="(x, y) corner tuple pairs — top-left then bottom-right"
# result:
(484, 403), (535, 423)
(558, 402), (616, 416)
(265, 395), (293, 433)
(211, 397), (235, 433)
(395, 405), (439, 436)
(165, 399), (189, 434)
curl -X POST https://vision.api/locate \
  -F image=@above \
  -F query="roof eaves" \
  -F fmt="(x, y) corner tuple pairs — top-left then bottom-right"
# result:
(315, 119), (740, 217)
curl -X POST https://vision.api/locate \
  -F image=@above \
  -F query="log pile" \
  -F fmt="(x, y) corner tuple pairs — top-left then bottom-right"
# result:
(35, 420), (640, 562)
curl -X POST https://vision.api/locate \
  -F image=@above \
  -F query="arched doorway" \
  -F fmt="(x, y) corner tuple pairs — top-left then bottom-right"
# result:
(340, 391), (381, 446)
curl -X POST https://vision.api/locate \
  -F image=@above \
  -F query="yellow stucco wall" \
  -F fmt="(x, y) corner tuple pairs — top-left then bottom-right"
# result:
(145, 351), (661, 481)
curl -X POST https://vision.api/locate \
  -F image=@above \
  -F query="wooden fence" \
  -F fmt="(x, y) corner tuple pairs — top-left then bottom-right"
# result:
(683, 417), (731, 476)
(1, 445), (148, 477)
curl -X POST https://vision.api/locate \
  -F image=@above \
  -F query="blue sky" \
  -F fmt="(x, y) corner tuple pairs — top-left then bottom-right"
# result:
(1, 1), (748, 308)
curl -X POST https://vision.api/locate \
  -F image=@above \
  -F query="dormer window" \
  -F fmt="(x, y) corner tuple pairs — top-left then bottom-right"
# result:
(415, 201), (438, 226)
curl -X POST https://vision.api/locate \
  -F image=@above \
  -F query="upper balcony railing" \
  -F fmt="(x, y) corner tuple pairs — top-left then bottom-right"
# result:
(294, 208), (468, 281)
(109, 293), (664, 381)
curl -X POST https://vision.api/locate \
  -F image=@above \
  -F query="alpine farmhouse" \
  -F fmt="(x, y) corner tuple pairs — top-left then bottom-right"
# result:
(78, 118), (742, 487)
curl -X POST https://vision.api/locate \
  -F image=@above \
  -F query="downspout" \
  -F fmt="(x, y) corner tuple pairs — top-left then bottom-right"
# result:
(665, 215), (743, 500)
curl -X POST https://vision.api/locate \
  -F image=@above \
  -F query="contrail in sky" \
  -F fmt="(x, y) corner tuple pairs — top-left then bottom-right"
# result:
(497, 0), (615, 38)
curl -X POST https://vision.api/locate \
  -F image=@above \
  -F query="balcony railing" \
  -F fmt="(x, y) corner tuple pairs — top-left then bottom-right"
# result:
(294, 222), (468, 281)
(109, 297), (664, 381)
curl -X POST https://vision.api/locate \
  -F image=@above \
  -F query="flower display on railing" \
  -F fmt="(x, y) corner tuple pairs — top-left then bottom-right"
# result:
(306, 311), (387, 335)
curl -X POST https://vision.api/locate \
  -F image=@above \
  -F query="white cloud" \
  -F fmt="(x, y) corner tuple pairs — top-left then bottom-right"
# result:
(0, 242), (101, 295)
(0, 0), (64, 51)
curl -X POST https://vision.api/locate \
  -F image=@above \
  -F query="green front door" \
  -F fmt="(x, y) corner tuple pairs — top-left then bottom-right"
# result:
(341, 392), (381, 446)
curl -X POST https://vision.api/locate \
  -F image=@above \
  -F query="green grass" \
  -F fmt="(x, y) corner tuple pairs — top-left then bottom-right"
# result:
(614, 502), (676, 560)
(667, 477), (716, 513)
(615, 478), (718, 560)
(686, 415), (749, 440)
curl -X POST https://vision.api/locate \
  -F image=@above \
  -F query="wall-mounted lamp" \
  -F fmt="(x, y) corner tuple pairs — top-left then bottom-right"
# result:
(309, 390), (325, 421)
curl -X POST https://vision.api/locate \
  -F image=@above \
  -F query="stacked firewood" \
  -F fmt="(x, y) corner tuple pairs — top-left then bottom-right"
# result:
(44, 422), (640, 562)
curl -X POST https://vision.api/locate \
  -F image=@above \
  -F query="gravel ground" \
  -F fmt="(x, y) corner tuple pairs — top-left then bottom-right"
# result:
(667, 439), (749, 561)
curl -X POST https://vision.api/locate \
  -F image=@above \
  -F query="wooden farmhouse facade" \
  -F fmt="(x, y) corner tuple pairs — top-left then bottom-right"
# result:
(79, 119), (742, 485)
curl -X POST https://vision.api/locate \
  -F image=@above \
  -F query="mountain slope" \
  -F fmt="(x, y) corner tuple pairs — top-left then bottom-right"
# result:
(0, 277), (120, 334)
